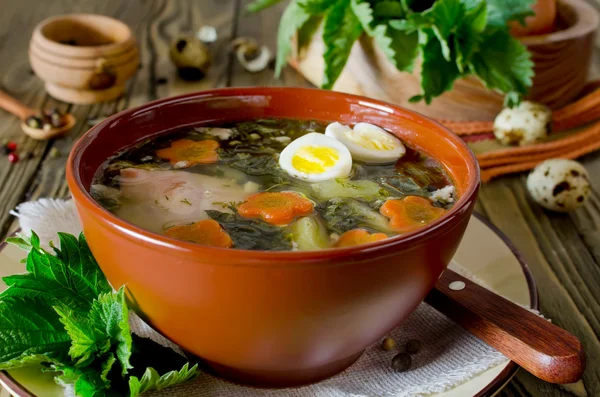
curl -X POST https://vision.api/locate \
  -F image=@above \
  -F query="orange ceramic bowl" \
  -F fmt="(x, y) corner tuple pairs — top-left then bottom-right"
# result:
(66, 87), (480, 387)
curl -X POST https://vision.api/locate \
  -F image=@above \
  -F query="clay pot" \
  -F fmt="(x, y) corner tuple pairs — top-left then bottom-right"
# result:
(293, 0), (598, 121)
(29, 14), (139, 104)
(67, 87), (479, 387)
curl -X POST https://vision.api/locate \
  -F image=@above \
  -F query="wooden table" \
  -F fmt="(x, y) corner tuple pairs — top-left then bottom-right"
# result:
(0, 1), (598, 396)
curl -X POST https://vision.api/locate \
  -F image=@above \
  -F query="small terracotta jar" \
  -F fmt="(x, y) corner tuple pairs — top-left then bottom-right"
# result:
(29, 14), (139, 104)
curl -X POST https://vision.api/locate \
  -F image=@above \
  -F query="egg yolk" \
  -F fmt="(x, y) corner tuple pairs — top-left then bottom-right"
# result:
(292, 146), (339, 174)
(347, 131), (395, 151)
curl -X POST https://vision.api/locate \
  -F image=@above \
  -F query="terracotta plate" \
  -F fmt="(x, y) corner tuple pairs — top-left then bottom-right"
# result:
(0, 213), (536, 397)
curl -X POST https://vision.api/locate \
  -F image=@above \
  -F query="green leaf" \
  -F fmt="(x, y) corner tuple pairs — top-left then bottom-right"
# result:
(1, 232), (111, 312)
(54, 364), (116, 397)
(100, 353), (116, 383)
(128, 363), (199, 397)
(206, 210), (292, 251)
(55, 287), (132, 374)
(297, 15), (323, 51)
(469, 30), (534, 106)
(275, 0), (311, 77)
(352, 0), (419, 72)
(0, 298), (70, 368)
(5, 236), (32, 251)
(486, 0), (535, 28)
(416, 28), (461, 104)
(321, 0), (363, 90)
(373, 1), (405, 19)
(298, 0), (336, 14)
(246, 0), (284, 13)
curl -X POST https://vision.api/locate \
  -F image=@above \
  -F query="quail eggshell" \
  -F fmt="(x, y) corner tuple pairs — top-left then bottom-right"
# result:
(526, 159), (591, 212)
(494, 101), (552, 146)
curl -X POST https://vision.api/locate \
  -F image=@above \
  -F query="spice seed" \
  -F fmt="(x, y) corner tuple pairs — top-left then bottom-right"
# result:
(391, 352), (412, 372)
(405, 339), (422, 354)
(381, 337), (396, 351)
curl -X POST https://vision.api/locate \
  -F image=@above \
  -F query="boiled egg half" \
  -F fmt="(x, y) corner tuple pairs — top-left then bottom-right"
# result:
(325, 122), (405, 164)
(279, 132), (352, 182)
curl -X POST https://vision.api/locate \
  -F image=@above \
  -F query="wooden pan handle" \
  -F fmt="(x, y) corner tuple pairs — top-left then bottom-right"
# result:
(425, 269), (585, 384)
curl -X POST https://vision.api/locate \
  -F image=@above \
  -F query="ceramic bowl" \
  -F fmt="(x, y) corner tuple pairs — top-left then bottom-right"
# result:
(29, 14), (139, 104)
(66, 87), (480, 387)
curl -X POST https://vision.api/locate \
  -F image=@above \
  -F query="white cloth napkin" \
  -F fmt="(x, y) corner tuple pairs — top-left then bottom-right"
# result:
(12, 199), (513, 397)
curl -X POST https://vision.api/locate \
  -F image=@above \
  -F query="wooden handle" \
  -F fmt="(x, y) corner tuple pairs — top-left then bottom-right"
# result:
(0, 90), (35, 120)
(425, 269), (585, 384)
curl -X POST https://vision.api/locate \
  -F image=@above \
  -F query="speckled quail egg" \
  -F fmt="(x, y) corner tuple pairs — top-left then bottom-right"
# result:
(526, 159), (591, 212)
(169, 35), (211, 81)
(494, 101), (552, 146)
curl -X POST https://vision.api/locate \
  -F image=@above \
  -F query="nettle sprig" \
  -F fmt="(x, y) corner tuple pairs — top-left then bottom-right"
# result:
(249, 0), (536, 106)
(1, 232), (199, 397)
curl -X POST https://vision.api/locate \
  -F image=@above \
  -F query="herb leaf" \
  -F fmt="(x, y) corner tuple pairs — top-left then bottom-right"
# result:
(414, 28), (461, 104)
(470, 30), (534, 107)
(1, 232), (111, 312)
(206, 210), (292, 251)
(275, 0), (311, 77)
(55, 287), (132, 374)
(351, 0), (418, 72)
(128, 363), (199, 397)
(486, 0), (535, 28)
(0, 298), (70, 368)
(321, 0), (363, 89)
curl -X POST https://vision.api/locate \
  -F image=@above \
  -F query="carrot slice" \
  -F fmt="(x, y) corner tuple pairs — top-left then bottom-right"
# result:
(156, 139), (219, 167)
(380, 196), (446, 233)
(237, 192), (314, 225)
(335, 229), (388, 248)
(164, 219), (233, 248)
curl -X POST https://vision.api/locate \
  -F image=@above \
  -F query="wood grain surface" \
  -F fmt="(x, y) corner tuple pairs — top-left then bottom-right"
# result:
(0, 1), (599, 396)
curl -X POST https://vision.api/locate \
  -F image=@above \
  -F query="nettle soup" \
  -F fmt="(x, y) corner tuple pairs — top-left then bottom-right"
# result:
(91, 119), (457, 251)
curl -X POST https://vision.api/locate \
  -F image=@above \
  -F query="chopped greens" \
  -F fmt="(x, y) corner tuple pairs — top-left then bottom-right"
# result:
(322, 198), (392, 234)
(92, 118), (456, 251)
(0, 232), (199, 396)
(206, 210), (293, 251)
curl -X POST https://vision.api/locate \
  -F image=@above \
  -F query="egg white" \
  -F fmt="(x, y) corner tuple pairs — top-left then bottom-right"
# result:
(279, 132), (352, 182)
(325, 122), (405, 164)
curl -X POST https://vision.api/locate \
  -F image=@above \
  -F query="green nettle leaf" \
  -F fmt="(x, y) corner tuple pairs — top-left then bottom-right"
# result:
(246, 0), (284, 13)
(486, 0), (536, 28)
(1, 232), (111, 312)
(454, 0), (487, 71)
(469, 30), (534, 106)
(351, 0), (419, 72)
(275, 0), (311, 77)
(297, 15), (323, 51)
(56, 287), (132, 375)
(298, 0), (336, 14)
(373, 1), (405, 19)
(413, 28), (461, 104)
(128, 363), (199, 397)
(321, 0), (364, 90)
(5, 236), (32, 251)
(100, 353), (117, 383)
(0, 298), (70, 368)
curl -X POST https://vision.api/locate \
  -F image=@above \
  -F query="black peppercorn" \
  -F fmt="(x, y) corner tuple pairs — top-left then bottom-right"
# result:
(391, 352), (412, 372)
(405, 339), (422, 354)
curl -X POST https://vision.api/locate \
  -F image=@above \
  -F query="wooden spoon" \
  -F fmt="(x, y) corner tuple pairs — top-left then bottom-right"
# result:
(425, 269), (585, 384)
(0, 90), (75, 140)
